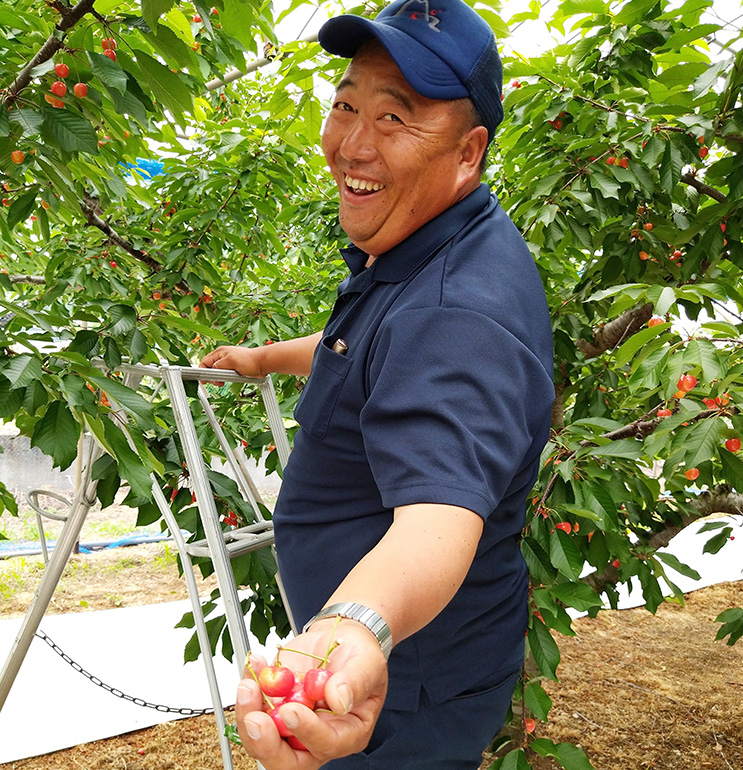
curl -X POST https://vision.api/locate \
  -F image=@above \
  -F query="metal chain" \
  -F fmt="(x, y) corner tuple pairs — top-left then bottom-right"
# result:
(35, 630), (214, 716)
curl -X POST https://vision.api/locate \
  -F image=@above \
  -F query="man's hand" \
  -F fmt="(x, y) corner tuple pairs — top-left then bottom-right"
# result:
(235, 621), (388, 769)
(200, 345), (267, 384)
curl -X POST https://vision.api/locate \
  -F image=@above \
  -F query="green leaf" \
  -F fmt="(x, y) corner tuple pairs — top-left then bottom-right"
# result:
(550, 582), (603, 611)
(524, 680), (553, 721)
(489, 748), (532, 770)
(44, 108), (98, 154)
(0, 109), (8, 137)
(9, 108), (44, 137)
(703, 528), (733, 555)
(7, 188), (38, 230)
(549, 529), (584, 581)
(715, 608), (743, 646)
(654, 552), (701, 581)
(528, 618), (560, 680)
(137, 52), (193, 117)
(30, 401), (80, 470)
(720, 448), (743, 492)
(587, 438), (642, 459)
(589, 172), (620, 200)
(3, 354), (43, 389)
(159, 313), (229, 341)
(87, 50), (128, 94)
(222, 0), (257, 51)
(659, 141), (683, 195)
(84, 372), (154, 424)
(102, 418), (154, 501)
(530, 738), (595, 770)
(684, 418), (722, 467)
(107, 304), (138, 337)
(655, 286), (676, 316)
(615, 324), (667, 367)
(522, 537), (557, 584)
(142, 0), (176, 29)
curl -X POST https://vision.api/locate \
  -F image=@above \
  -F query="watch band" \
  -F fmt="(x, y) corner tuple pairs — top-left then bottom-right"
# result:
(303, 602), (393, 660)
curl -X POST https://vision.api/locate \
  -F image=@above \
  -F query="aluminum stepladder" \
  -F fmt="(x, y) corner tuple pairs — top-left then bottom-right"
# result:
(0, 363), (294, 770)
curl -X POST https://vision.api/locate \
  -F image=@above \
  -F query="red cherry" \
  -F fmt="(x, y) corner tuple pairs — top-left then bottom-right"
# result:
(611, 559), (621, 568)
(556, 521), (572, 534)
(54, 62), (69, 78)
(11, 150), (25, 164)
(303, 668), (332, 701)
(684, 467), (700, 481)
(264, 339), (274, 345)
(725, 438), (741, 453)
(550, 119), (562, 130)
(698, 146), (709, 159)
(109, 260), (117, 268)
(268, 707), (293, 738)
(639, 251), (649, 261)
(192, 14), (202, 22)
(618, 157), (629, 168)
(720, 223), (726, 233)
(644, 222), (653, 231)
(511, 80), (521, 88)
(51, 81), (67, 97)
(286, 683), (315, 709)
(102, 37), (117, 50)
(525, 718), (536, 733)
(286, 735), (309, 751)
(73, 82), (88, 97)
(44, 93), (65, 108)
(259, 665), (295, 698)
(606, 156), (616, 165)
(103, 49), (117, 61)
(677, 374), (697, 392)
(703, 398), (717, 408)
(656, 409), (672, 418)
(716, 393), (730, 406)
(648, 317), (663, 327)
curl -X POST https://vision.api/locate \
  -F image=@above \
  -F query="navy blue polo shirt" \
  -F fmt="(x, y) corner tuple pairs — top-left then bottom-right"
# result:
(272, 183), (554, 711)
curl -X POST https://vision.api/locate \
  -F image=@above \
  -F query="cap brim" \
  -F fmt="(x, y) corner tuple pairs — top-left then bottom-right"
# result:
(319, 16), (468, 101)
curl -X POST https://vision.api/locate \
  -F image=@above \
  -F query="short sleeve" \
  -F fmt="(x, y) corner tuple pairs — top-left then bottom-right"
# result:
(359, 306), (554, 518)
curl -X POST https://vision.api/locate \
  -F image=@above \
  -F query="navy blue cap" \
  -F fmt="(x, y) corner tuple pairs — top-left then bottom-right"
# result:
(318, 0), (504, 141)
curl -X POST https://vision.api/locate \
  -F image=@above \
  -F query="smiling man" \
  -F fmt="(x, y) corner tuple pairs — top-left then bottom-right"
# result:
(200, 1), (554, 768)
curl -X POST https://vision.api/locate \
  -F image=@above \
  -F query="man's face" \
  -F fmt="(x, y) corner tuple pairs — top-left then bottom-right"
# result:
(322, 41), (482, 259)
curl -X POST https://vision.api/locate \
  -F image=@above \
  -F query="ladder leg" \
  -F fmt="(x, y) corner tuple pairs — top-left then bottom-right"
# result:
(151, 483), (235, 770)
(162, 368), (250, 674)
(0, 449), (101, 709)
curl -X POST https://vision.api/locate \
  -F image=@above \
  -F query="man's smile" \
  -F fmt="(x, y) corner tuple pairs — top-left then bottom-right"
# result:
(344, 174), (386, 194)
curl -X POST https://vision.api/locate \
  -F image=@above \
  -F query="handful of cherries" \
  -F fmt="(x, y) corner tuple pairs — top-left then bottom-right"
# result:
(225, 636), (339, 751)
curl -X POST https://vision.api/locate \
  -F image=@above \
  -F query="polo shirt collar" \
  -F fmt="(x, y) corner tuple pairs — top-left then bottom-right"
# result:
(340, 183), (492, 284)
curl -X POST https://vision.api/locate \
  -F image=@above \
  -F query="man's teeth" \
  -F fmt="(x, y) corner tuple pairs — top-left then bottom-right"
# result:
(345, 175), (384, 192)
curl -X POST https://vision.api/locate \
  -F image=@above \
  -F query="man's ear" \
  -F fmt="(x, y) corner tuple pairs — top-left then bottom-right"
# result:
(458, 125), (489, 183)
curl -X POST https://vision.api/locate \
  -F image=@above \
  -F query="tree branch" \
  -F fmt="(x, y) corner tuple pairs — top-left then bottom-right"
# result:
(2, 0), (97, 109)
(81, 196), (190, 294)
(582, 486), (742, 593)
(576, 303), (653, 358)
(8, 274), (46, 284)
(680, 173), (728, 203)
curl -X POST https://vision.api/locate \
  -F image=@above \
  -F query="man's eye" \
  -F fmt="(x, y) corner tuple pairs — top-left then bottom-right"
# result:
(381, 113), (402, 122)
(333, 101), (355, 112)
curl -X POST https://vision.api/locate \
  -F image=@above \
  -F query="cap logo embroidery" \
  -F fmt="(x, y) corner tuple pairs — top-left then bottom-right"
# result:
(393, 0), (441, 31)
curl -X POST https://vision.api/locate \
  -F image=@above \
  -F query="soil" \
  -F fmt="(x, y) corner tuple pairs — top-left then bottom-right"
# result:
(1, 502), (743, 770)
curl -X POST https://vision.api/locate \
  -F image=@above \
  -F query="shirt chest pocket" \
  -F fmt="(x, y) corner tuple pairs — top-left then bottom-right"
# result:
(294, 336), (354, 440)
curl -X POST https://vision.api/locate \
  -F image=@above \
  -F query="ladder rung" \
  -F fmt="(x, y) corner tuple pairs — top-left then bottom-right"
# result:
(186, 523), (275, 558)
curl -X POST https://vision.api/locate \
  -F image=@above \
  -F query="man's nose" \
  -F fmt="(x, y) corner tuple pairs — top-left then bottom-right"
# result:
(338, 115), (377, 163)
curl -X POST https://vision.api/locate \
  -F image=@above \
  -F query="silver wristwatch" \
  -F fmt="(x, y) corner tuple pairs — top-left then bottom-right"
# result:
(303, 602), (393, 660)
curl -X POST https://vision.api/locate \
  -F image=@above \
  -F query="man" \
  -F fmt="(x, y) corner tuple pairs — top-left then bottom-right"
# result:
(200, 0), (554, 767)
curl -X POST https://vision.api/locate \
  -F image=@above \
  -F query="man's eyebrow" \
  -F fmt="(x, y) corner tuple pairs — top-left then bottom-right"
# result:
(378, 86), (414, 114)
(334, 78), (415, 114)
